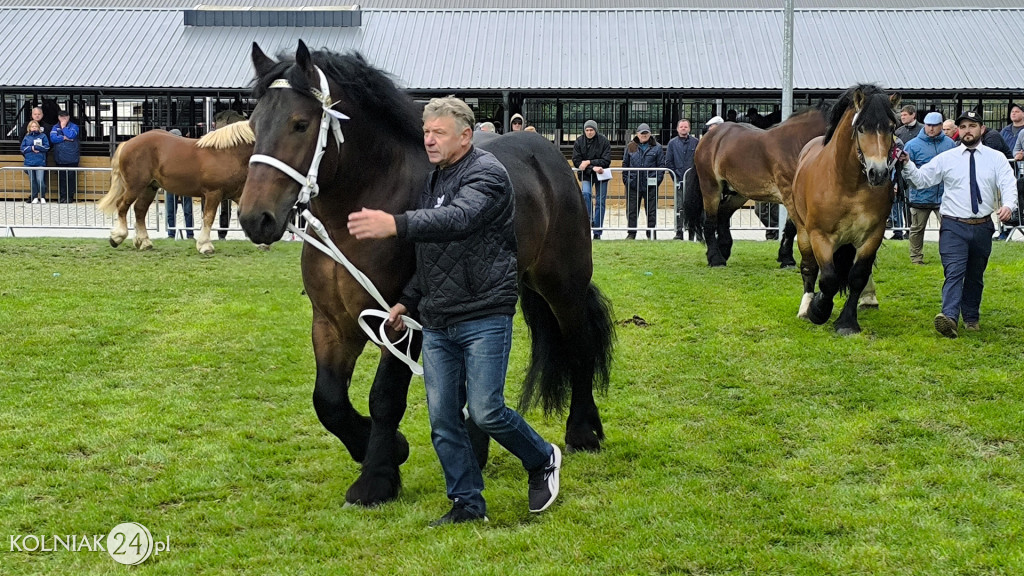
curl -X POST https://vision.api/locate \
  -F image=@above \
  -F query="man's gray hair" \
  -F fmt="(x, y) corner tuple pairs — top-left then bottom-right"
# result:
(423, 97), (476, 133)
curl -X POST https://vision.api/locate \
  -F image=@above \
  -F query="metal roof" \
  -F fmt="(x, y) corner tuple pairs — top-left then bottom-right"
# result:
(1, 8), (1022, 93)
(4, 0), (1023, 7)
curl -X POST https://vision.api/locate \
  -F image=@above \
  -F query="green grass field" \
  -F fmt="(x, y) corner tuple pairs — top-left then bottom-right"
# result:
(1, 238), (1022, 575)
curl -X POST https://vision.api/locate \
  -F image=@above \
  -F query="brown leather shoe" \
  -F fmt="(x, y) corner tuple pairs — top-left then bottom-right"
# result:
(964, 321), (980, 331)
(934, 314), (958, 339)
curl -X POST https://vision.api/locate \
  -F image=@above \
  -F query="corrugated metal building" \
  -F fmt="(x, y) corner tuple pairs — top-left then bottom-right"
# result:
(1, 1), (1022, 149)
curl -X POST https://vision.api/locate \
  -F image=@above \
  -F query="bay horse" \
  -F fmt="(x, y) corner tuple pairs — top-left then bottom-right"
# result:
(238, 41), (614, 507)
(684, 107), (828, 267)
(789, 84), (900, 335)
(97, 122), (254, 254)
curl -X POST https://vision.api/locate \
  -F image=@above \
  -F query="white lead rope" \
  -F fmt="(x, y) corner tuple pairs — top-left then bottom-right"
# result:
(249, 65), (423, 375)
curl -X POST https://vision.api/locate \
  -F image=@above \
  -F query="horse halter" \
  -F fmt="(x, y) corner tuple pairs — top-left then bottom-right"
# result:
(851, 111), (899, 178)
(249, 65), (424, 375)
(248, 66), (348, 206)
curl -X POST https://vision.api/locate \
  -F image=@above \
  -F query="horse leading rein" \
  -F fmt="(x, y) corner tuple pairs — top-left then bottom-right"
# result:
(249, 66), (424, 376)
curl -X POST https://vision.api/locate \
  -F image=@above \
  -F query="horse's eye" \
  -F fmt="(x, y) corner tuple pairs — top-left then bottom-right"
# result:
(856, 126), (865, 134)
(294, 121), (310, 133)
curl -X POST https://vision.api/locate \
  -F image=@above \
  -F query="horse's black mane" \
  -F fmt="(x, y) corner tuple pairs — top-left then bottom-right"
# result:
(823, 83), (895, 145)
(252, 48), (423, 145)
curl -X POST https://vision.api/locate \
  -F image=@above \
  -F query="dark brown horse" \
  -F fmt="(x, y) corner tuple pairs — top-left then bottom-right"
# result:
(789, 84), (900, 335)
(684, 108), (827, 267)
(237, 42), (614, 507)
(97, 122), (254, 254)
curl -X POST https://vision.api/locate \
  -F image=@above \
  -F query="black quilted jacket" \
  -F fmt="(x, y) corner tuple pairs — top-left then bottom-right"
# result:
(394, 146), (518, 329)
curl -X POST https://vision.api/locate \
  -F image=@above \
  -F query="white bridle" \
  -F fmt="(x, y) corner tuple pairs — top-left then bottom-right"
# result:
(249, 66), (423, 375)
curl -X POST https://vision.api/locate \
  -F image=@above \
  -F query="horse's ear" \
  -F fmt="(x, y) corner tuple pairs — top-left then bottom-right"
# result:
(889, 92), (902, 109)
(252, 42), (276, 78)
(853, 88), (866, 110)
(295, 40), (314, 74)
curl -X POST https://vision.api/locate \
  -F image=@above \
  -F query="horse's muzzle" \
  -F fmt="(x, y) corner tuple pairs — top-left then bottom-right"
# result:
(239, 209), (286, 245)
(866, 166), (890, 187)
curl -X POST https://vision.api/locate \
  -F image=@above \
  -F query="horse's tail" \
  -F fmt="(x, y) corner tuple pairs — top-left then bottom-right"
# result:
(682, 168), (706, 243)
(97, 143), (127, 215)
(833, 244), (856, 296)
(518, 282), (615, 416)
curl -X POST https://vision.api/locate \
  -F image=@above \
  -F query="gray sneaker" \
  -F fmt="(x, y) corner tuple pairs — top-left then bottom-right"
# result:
(528, 444), (561, 513)
(934, 313), (958, 339)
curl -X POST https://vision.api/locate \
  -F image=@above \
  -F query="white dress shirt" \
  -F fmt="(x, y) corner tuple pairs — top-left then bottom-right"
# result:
(902, 143), (1018, 218)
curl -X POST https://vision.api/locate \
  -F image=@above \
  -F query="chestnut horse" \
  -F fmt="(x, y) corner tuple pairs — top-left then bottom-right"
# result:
(684, 108), (827, 267)
(789, 84), (900, 335)
(97, 122), (254, 254)
(237, 42), (614, 507)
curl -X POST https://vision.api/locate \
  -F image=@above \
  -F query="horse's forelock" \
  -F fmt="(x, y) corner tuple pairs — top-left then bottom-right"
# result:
(823, 83), (891, 145)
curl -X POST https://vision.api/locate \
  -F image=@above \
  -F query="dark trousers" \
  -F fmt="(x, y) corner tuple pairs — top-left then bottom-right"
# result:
(218, 198), (232, 239)
(56, 163), (78, 203)
(938, 218), (994, 323)
(626, 184), (657, 238)
(755, 202), (780, 240)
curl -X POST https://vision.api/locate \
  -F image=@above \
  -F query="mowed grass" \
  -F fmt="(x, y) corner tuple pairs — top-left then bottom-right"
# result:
(1, 237), (1022, 575)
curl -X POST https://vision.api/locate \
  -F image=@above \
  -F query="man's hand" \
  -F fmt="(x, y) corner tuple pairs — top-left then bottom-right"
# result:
(996, 206), (1013, 223)
(347, 208), (397, 239)
(593, 166), (604, 174)
(579, 160), (591, 170)
(387, 303), (408, 332)
(1015, 151), (1023, 161)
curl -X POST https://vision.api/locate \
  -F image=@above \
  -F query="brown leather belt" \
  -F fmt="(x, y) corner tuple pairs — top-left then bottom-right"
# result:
(942, 215), (992, 225)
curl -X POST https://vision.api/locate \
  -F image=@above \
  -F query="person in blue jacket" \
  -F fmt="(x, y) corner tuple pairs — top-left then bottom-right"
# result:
(903, 112), (957, 264)
(21, 120), (50, 204)
(622, 123), (665, 239)
(49, 110), (81, 203)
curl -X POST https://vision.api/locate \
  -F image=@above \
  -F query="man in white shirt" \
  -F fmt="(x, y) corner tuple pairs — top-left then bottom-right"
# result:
(900, 111), (1018, 339)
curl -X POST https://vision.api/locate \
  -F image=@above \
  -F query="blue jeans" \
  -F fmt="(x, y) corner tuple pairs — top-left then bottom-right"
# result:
(166, 192), (194, 238)
(890, 200), (906, 236)
(422, 314), (552, 515)
(938, 218), (994, 323)
(26, 169), (46, 201)
(582, 178), (609, 238)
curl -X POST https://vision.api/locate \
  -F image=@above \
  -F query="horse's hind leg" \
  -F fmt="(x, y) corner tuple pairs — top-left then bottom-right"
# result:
(858, 273), (879, 309)
(796, 228), (818, 319)
(132, 187), (158, 250)
(778, 218), (798, 268)
(111, 199), (131, 248)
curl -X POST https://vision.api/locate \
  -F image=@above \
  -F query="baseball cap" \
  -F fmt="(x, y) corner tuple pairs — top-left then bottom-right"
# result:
(58, 110), (69, 117)
(955, 110), (984, 125)
(636, 123), (651, 134)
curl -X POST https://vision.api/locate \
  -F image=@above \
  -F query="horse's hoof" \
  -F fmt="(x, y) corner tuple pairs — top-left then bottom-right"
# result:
(257, 244), (271, 252)
(779, 260), (797, 269)
(198, 244), (215, 255)
(345, 470), (400, 507)
(708, 258), (727, 268)
(565, 429), (603, 453)
(858, 295), (879, 310)
(109, 237), (121, 248)
(135, 239), (153, 251)
(808, 295), (833, 325)
(835, 325), (861, 336)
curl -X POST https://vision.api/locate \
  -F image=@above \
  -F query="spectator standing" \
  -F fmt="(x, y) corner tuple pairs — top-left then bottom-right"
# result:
(212, 110), (247, 239)
(942, 119), (959, 143)
(999, 103), (1024, 151)
(346, 97), (561, 526)
(895, 104), (923, 143)
(164, 129), (194, 240)
(49, 110), (80, 203)
(665, 119), (699, 240)
(980, 123), (1012, 158)
(900, 111), (1018, 338)
(903, 112), (956, 264)
(21, 120), (50, 203)
(21, 106), (49, 138)
(1015, 128), (1024, 161)
(572, 119), (612, 240)
(705, 116), (724, 133)
(622, 123), (664, 239)
(510, 113), (525, 132)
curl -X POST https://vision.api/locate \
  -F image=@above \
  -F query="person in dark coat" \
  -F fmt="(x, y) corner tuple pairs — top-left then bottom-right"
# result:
(572, 119), (612, 239)
(664, 119), (699, 240)
(622, 123), (664, 239)
(21, 120), (50, 203)
(49, 110), (81, 203)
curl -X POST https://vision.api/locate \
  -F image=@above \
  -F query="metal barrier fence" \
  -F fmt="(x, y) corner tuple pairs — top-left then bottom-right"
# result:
(0, 165), (246, 238)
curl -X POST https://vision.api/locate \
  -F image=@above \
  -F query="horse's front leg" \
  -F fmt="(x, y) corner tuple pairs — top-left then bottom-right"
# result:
(834, 242), (881, 335)
(195, 194), (219, 255)
(807, 232), (837, 325)
(796, 227), (818, 319)
(132, 188), (158, 250)
(346, 340), (420, 507)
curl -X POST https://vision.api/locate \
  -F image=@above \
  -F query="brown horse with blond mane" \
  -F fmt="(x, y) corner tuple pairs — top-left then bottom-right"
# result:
(684, 107), (827, 268)
(789, 83), (900, 335)
(97, 121), (254, 254)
